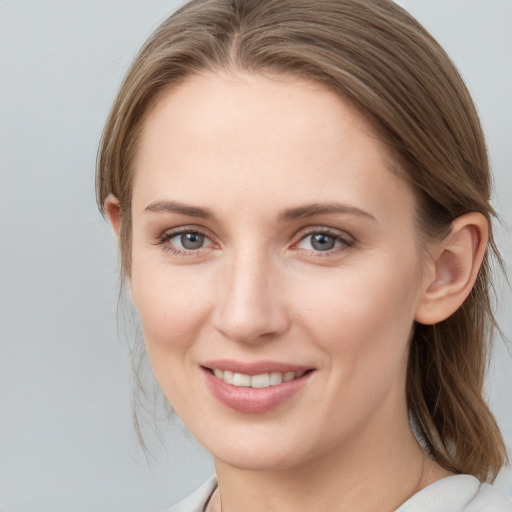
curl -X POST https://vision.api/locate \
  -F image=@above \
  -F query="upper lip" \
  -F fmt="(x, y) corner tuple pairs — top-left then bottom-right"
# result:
(202, 359), (313, 376)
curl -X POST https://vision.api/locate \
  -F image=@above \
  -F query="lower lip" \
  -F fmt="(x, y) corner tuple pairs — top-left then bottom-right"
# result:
(203, 368), (313, 414)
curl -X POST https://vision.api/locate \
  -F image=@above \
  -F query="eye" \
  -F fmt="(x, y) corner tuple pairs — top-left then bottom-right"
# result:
(156, 228), (214, 255)
(303, 233), (338, 251)
(173, 232), (206, 250)
(295, 229), (353, 254)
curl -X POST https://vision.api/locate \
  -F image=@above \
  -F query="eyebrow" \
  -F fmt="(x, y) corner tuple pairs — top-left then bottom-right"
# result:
(278, 203), (377, 222)
(144, 200), (214, 219)
(143, 200), (376, 223)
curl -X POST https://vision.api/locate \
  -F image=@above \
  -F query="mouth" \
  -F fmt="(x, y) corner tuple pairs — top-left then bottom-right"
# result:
(201, 361), (315, 414)
(206, 368), (310, 388)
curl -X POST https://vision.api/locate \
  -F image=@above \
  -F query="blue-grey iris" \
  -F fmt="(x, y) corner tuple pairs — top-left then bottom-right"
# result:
(311, 233), (335, 251)
(181, 232), (204, 250)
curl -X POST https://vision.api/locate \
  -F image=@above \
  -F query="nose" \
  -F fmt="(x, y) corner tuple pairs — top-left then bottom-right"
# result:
(212, 251), (290, 344)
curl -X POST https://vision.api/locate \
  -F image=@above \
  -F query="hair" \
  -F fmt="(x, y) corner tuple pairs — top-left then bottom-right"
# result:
(96, 0), (508, 481)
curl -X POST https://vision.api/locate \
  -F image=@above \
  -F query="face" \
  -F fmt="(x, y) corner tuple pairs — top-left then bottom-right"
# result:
(127, 72), (431, 471)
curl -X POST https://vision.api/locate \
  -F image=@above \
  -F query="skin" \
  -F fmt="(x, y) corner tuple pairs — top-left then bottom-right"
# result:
(107, 72), (487, 511)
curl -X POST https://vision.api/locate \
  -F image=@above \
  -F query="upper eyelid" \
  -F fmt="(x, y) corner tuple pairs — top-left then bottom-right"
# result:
(291, 227), (356, 254)
(158, 225), (212, 239)
(155, 226), (215, 250)
(293, 225), (354, 241)
(155, 228), (216, 257)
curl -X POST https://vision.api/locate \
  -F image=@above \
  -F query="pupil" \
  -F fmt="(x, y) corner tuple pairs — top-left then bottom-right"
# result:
(181, 232), (204, 250)
(311, 234), (335, 251)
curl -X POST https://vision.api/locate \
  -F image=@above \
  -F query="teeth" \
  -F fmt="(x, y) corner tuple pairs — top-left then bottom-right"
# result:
(251, 373), (270, 388)
(283, 371), (295, 382)
(269, 372), (283, 386)
(212, 369), (306, 388)
(233, 373), (251, 387)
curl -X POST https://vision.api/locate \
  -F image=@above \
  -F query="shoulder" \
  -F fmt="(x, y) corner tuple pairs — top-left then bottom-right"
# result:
(396, 474), (512, 512)
(165, 476), (218, 512)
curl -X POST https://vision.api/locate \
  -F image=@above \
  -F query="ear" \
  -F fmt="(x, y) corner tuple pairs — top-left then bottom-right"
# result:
(105, 195), (122, 237)
(104, 195), (133, 291)
(414, 212), (488, 325)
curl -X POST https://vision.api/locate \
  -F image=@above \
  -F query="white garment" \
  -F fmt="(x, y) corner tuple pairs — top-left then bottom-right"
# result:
(167, 474), (512, 512)
(395, 474), (512, 511)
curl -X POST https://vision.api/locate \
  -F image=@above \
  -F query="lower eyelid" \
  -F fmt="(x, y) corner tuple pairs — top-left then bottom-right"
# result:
(156, 229), (211, 249)
(295, 231), (353, 247)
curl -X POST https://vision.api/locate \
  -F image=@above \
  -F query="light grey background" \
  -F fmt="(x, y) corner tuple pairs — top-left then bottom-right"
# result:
(0, 1), (511, 511)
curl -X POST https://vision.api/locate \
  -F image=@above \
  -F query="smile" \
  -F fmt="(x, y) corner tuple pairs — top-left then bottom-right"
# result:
(202, 362), (314, 414)
(211, 369), (306, 388)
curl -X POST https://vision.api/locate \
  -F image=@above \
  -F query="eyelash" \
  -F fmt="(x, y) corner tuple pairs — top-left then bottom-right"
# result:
(293, 228), (355, 257)
(155, 227), (355, 257)
(155, 227), (213, 256)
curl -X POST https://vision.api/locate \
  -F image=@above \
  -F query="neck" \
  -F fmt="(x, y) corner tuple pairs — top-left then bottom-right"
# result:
(211, 409), (449, 512)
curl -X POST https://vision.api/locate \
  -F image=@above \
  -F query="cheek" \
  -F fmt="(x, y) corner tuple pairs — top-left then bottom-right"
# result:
(293, 256), (422, 372)
(130, 259), (214, 356)
(289, 261), (423, 439)
(129, 263), (217, 410)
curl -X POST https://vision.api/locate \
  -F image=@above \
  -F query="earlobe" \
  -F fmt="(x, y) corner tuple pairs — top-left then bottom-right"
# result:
(414, 213), (488, 325)
(105, 195), (122, 237)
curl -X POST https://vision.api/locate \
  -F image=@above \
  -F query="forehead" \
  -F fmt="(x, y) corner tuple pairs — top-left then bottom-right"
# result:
(131, 72), (415, 223)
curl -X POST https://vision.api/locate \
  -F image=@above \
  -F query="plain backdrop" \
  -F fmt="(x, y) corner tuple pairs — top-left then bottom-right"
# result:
(1, 1), (511, 511)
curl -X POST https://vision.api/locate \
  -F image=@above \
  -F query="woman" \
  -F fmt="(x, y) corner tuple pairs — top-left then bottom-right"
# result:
(96, 0), (511, 510)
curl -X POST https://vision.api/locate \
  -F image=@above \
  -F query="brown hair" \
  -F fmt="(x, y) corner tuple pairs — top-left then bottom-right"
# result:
(96, 0), (507, 480)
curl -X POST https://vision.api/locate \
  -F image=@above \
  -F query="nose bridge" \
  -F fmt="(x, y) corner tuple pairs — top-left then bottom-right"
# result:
(213, 245), (289, 343)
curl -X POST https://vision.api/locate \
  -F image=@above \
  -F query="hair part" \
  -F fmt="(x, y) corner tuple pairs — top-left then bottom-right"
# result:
(96, 0), (507, 480)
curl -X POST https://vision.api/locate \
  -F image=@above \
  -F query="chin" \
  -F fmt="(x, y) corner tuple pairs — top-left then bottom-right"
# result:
(200, 427), (320, 472)
(214, 447), (302, 472)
